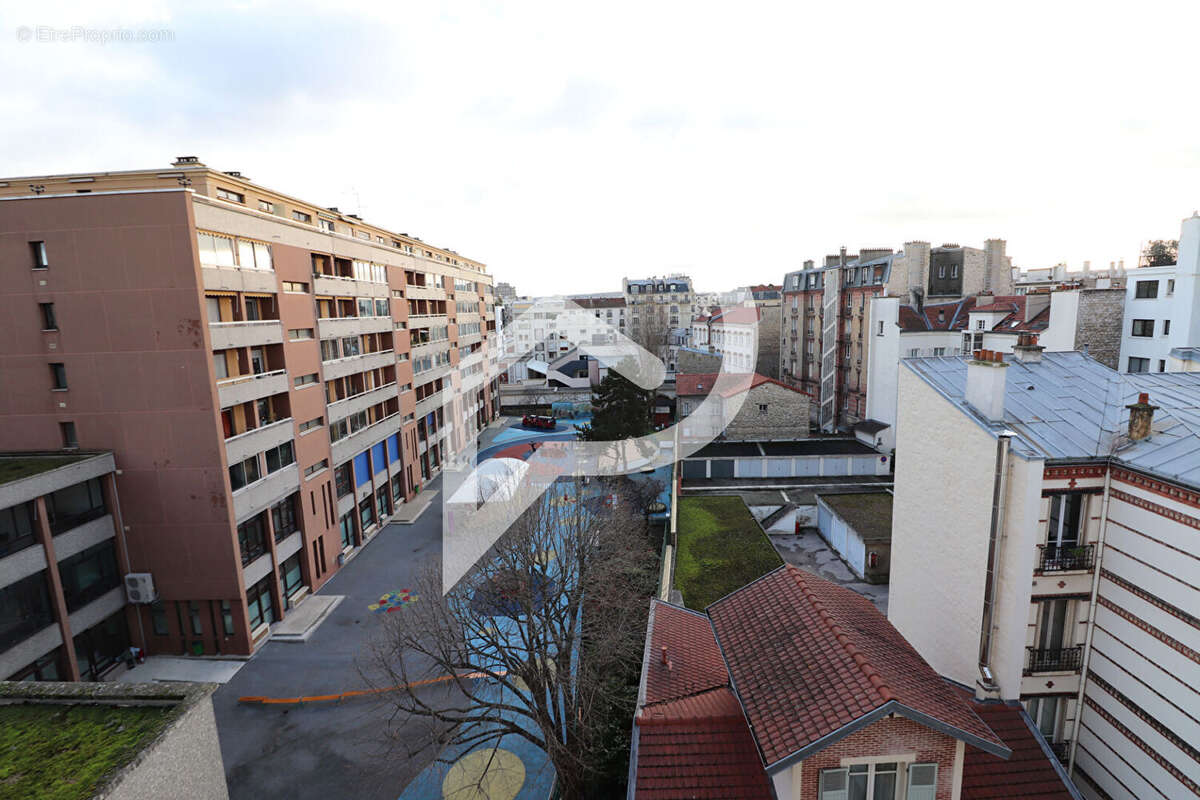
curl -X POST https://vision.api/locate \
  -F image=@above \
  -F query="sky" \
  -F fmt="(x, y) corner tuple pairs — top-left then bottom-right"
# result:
(2, 1), (1200, 295)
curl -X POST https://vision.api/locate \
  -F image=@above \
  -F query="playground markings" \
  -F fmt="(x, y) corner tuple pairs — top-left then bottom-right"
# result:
(441, 747), (525, 800)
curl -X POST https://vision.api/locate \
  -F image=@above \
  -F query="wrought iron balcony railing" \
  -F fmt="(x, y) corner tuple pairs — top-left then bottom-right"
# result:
(1037, 543), (1096, 572)
(1025, 645), (1083, 674)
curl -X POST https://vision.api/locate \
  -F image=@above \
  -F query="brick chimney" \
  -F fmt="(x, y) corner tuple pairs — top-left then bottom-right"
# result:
(966, 350), (1008, 422)
(1126, 393), (1159, 442)
(1012, 333), (1044, 364)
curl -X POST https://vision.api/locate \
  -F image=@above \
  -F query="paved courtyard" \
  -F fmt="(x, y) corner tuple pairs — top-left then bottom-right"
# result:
(771, 530), (889, 615)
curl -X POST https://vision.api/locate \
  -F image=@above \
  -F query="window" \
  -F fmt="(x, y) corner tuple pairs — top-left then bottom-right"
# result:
(237, 516), (267, 565)
(73, 610), (130, 681)
(246, 575), (276, 631)
(391, 473), (403, 503)
(46, 478), (106, 534)
(318, 218), (335, 232)
(0, 572), (54, 651)
(216, 187), (245, 203)
(1131, 319), (1154, 337)
(49, 362), (67, 389)
(189, 601), (203, 635)
(197, 232), (235, 267)
(221, 600), (235, 635)
(0, 501), (37, 557)
(304, 459), (329, 478)
(907, 763), (937, 800)
(1135, 280), (1159, 298)
(975, 320), (985, 330)
(151, 601), (169, 635)
(359, 496), (375, 532)
(320, 339), (340, 361)
(237, 239), (274, 270)
(334, 464), (353, 498)
(280, 553), (304, 599)
(59, 540), (120, 611)
(1159, 359), (1167, 372)
(229, 455), (261, 491)
(264, 441), (295, 473)
(282, 281), (308, 293)
(271, 495), (299, 541)
(60, 421), (78, 449)
(288, 328), (314, 341)
(257, 199), (275, 213)
(40, 302), (57, 330)
(877, 320), (884, 336)
(820, 762), (904, 800)
(30, 241), (48, 269)
(299, 416), (323, 434)
(339, 510), (355, 549)
(758, 403), (769, 416)
(909, 348), (920, 357)
(1164, 319), (1171, 335)
(294, 373), (318, 388)
(292, 210), (313, 224)
(376, 485), (390, 520)
(1128, 356), (1150, 373)
(1168, 279), (1176, 295)
(933, 347), (946, 356)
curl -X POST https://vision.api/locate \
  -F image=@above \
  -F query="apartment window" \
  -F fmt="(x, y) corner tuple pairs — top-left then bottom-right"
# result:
(304, 459), (329, 478)
(0, 501), (37, 557)
(292, 210), (313, 224)
(216, 187), (245, 203)
(60, 421), (79, 449)
(30, 241), (49, 269)
(49, 362), (67, 389)
(280, 553), (303, 599)
(318, 218), (335, 232)
(320, 339), (340, 361)
(376, 485), (390, 520)
(1168, 279), (1176, 295)
(909, 348), (920, 357)
(288, 328), (314, 341)
(0, 572), (54, 651)
(933, 347), (946, 356)
(40, 302), (57, 330)
(1164, 319), (1171, 335)
(257, 199), (275, 213)
(975, 320), (985, 331)
(46, 478), (106, 534)
(264, 441), (295, 474)
(1130, 319), (1154, 337)
(1128, 356), (1150, 373)
(272, 494), (300, 544)
(1046, 493), (1083, 556)
(334, 464), (353, 498)
(1159, 359), (1167, 372)
(189, 601), (203, 635)
(359, 496), (375, 532)
(282, 281), (309, 293)
(60, 540), (120, 611)
(391, 473), (403, 503)
(907, 764), (937, 800)
(246, 575), (276, 631)
(294, 373), (318, 388)
(221, 600), (235, 635)
(339, 511), (355, 549)
(299, 416), (323, 434)
(1134, 279), (1159, 298)
(758, 403), (769, 416)
(150, 601), (169, 636)
(229, 455), (261, 491)
(73, 610), (131, 681)
(197, 232), (236, 267)
(342, 336), (361, 357)
(237, 516), (267, 565)
(877, 320), (884, 336)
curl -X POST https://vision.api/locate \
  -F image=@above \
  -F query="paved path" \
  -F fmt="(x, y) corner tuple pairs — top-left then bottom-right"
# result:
(771, 530), (889, 615)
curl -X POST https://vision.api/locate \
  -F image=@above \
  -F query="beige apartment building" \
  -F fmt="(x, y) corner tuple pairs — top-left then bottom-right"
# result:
(0, 158), (499, 657)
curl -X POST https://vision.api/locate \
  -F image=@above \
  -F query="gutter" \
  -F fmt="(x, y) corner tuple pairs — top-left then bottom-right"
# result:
(978, 432), (1012, 694)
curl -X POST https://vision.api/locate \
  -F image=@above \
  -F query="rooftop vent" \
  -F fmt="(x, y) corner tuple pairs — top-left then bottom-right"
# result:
(172, 156), (202, 167)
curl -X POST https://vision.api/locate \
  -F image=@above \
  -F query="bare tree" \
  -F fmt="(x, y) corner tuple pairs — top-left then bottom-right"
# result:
(629, 304), (671, 366)
(366, 475), (661, 799)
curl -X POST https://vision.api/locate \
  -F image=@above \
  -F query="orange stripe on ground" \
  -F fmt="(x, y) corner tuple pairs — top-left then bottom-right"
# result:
(237, 670), (500, 706)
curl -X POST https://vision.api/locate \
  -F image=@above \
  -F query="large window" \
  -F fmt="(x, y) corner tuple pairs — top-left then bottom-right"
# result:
(359, 496), (375, 533)
(246, 575), (275, 631)
(229, 455), (261, 491)
(339, 511), (355, 550)
(1128, 356), (1150, 373)
(0, 572), (54, 651)
(264, 441), (295, 474)
(334, 464), (353, 498)
(1134, 280), (1159, 299)
(818, 762), (935, 800)
(0, 501), (37, 557)
(237, 516), (267, 566)
(376, 485), (390, 520)
(279, 553), (303, 600)
(270, 495), (299, 542)
(73, 610), (131, 681)
(60, 540), (120, 611)
(1131, 319), (1154, 337)
(46, 479), (105, 534)
(196, 232), (236, 267)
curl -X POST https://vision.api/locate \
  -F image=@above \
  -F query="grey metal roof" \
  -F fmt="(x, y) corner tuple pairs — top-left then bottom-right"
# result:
(904, 351), (1200, 487)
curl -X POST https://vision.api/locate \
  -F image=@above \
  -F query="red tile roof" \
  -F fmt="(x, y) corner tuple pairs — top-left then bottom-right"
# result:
(635, 688), (772, 800)
(675, 372), (807, 399)
(972, 295), (1026, 313)
(707, 565), (1006, 766)
(899, 297), (977, 332)
(962, 697), (1078, 799)
(642, 601), (728, 705)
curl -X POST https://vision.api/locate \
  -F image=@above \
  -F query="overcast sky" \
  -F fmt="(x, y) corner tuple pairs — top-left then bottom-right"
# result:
(3, 1), (1199, 294)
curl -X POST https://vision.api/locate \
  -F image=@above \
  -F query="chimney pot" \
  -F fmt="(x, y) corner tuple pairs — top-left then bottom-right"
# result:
(660, 646), (668, 665)
(1126, 394), (1160, 442)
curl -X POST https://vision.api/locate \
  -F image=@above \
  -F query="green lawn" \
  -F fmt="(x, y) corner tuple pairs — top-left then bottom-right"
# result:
(0, 703), (173, 800)
(674, 495), (784, 609)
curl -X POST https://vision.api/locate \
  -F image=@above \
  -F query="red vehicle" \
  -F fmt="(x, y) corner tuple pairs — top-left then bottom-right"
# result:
(521, 414), (556, 430)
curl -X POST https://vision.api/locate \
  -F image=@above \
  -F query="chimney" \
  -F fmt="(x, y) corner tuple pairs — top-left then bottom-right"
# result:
(660, 646), (672, 671)
(966, 350), (1009, 422)
(1126, 393), (1159, 442)
(1012, 333), (1044, 364)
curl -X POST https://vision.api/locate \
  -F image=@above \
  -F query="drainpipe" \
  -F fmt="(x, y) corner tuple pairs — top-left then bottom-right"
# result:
(1068, 465), (1112, 773)
(978, 433), (1012, 697)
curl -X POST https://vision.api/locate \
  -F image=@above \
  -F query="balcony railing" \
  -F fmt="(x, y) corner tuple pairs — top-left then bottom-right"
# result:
(1025, 645), (1083, 674)
(1037, 543), (1095, 572)
(1049, 740), (1070, 764)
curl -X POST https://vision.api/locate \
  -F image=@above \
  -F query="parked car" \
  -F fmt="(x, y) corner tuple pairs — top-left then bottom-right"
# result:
(521, 414), (556, 430)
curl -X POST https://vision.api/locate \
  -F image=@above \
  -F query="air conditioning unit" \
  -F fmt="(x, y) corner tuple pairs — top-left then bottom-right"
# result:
(124, 573), (157, 604)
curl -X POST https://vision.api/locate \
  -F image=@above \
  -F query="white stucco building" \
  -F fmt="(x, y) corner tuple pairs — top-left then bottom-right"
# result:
(890, 345), (1200, 800)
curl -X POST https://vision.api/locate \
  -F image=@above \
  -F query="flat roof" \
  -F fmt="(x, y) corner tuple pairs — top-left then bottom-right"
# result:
(0, 452), (94, 487)
(687, 440), (880, 458)
(819, 492), (894, 542)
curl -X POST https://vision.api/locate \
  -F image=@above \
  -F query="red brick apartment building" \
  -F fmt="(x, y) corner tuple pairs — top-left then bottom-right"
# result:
(0, 158), (499, 658)
(629, 566), (1079, 799)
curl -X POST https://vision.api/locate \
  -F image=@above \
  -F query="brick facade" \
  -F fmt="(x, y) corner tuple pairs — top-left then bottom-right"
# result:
(795, 716), (959, 799)
(1072, 288), (1124, 370)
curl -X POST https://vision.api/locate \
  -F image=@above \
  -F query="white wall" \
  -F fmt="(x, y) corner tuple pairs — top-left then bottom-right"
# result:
(1119, 264), (1176, 373)
(865, 297), (900, 451)
(1039, 291), (1081, 354)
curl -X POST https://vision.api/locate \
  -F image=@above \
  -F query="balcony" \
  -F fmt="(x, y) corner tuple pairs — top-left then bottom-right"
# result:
(312, 274), (388, 298)
(233, 462), (300, 522)
(209, 320), (283, 350)
(1049, 741), (1070, 764)
(323, 349), (395, 381)
(405, 284), (447, 301)
(331, 412), (401, 465)
(1024, 645), (1083, 675)
(317, 315), (392, 338)
(225, 417), (294, 466)
(1037, 543), (1095, 573)
(217, 369), (288, 408)
(327, 382), (398, 423)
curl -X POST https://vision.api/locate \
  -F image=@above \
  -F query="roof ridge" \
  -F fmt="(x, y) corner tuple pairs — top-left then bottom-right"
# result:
(640, 684), (732, 709)
(790, 568), (894, 704)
